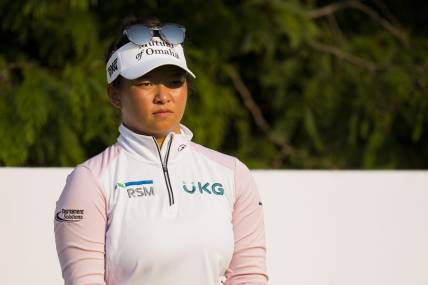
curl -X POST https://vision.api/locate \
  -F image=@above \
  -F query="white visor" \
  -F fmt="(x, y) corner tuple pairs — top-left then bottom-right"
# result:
(106, 37), (195, 84)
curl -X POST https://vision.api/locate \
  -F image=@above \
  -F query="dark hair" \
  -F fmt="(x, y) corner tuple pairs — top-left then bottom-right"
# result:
(105, 16), (162, 88)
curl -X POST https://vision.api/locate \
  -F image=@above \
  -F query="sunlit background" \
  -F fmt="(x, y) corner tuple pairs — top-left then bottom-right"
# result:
(0, 0), (427, 169)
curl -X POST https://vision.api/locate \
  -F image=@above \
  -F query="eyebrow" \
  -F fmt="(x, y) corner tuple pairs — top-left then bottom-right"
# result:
(135, 71), (185, 81)
(171, 71), (186, 76)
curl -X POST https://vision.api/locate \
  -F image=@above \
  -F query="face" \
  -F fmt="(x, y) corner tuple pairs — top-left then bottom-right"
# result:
(108, 65), (188, 138)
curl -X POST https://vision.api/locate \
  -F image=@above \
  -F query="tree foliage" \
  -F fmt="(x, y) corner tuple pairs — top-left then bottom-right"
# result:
(0, 0), (427, 168)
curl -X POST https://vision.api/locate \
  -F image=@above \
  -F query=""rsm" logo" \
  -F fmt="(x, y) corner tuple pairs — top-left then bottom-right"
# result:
(115, 180), (155, 199)
(127, 187), (154, 198)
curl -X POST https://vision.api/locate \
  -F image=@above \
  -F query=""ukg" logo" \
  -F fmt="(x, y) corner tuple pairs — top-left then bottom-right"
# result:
(182, 181), (224, 195)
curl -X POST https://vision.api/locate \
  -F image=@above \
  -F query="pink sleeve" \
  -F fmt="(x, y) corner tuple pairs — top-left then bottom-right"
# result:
(225, 159), (269, 284)
(54, 166), (107, 285)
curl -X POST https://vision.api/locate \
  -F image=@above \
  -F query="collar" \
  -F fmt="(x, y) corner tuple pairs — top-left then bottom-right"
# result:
(117, 123), (194, 163)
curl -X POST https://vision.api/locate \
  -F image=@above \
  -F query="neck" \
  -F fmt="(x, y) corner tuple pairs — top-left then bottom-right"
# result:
(154, 127), (182, 148)
(154, 136), (167, 148)
(121, 123), (182, 148)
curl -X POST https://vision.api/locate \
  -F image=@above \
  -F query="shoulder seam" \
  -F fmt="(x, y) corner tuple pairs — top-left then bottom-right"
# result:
(189, 142), (236, 170)
(77, 164), (108, 205)
(233, 157), (238, 207)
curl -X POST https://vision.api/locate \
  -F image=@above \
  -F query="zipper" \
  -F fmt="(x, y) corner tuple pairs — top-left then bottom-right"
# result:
(152, 135), (175, 206)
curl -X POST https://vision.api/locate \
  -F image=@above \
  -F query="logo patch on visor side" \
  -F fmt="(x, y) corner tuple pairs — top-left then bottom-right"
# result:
(55, 209), (84, 223)
(108, 58), (118, 77)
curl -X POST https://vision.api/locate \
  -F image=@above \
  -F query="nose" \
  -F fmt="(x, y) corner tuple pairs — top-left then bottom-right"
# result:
(154, 84), (172, 104)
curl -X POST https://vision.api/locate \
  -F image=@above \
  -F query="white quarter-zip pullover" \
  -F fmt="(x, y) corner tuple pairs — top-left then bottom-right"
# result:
(54, 123), (268, 285)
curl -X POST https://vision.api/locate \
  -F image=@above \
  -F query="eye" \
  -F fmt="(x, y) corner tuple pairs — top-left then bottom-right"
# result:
(135, 81), (152, 87)
(170, 76), (185, 87)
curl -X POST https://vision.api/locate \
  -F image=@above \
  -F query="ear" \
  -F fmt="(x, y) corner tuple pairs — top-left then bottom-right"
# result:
(107, 84), (122, 109)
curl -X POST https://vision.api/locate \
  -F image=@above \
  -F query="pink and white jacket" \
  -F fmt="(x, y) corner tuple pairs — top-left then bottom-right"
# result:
(54, 123), (268, 285)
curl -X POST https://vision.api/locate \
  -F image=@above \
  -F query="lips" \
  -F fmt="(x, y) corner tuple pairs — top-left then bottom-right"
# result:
(153, 109), (173, 114)
(153, 109), (174, 118)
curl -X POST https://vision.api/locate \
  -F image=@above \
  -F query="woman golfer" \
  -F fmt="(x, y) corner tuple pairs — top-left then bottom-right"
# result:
(54, 16), (268, 285)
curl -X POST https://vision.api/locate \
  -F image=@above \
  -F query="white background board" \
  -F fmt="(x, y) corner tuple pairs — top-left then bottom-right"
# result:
(0, 168), (427, 285)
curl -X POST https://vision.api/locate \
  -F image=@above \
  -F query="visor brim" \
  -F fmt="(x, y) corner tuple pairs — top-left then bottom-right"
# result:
(121, 57), (196, 80)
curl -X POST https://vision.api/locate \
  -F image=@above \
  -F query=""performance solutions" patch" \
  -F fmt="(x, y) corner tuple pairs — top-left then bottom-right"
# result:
(55, 208), (84, 223)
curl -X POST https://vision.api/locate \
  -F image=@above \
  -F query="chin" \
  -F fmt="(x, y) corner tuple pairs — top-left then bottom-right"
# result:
(150, 124), (179, 136)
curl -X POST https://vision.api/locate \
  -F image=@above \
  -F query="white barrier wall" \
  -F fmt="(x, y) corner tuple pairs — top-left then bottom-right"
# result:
(0, 168), (427, 285)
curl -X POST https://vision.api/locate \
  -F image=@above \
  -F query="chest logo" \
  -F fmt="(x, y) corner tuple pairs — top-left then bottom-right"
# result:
(115, 180), (155, 198)
(178, 144), (186, 152)
(182, 181), (224, 195)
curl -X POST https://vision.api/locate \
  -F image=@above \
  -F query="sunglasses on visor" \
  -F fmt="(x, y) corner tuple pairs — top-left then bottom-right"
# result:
(123, 23), (186, 46)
